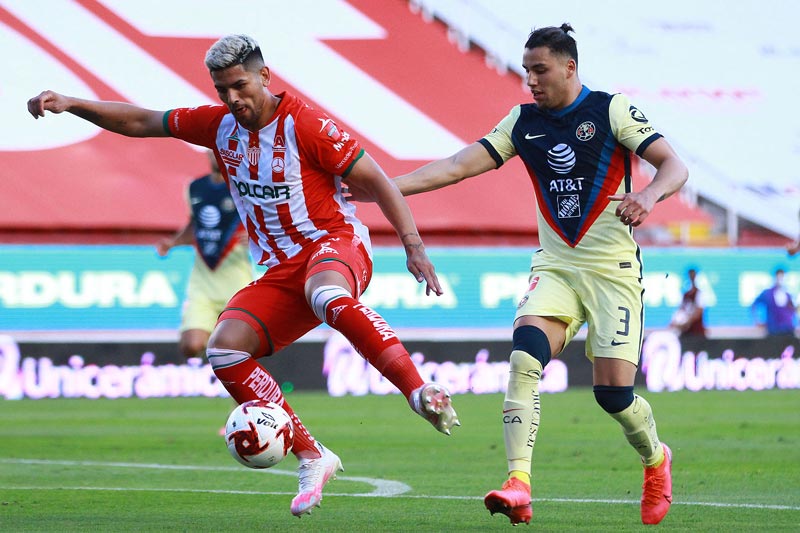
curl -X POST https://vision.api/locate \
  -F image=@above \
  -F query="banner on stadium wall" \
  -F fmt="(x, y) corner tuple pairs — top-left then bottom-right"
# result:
(0, 332), (797, 400)
(0, 245), (797, 332)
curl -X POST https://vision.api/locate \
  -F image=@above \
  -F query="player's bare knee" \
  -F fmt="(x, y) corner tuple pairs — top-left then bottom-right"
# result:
(593, 385), (634, 413)
(208, 319), (259, 354)
(512, 325), (552, 368)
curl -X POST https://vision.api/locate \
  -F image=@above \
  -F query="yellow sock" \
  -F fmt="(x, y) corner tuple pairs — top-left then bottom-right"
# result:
(503, 350), (543, 477)
(510, 470), (531, 485)
(647, 444), (666, 469)
(609, 395), (664, 466)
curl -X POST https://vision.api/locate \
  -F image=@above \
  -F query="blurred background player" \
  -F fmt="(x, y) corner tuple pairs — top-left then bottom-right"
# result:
(369, 23), (687, 526)
(669, 267), (707, 339)
(156, 149), (254, 363)
(750, 267), (797, 337)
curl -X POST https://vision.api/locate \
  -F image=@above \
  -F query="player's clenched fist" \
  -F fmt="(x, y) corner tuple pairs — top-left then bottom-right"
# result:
(27, 90), (68, 118)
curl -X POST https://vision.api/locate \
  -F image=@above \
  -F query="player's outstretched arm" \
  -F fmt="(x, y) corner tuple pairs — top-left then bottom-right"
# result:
(156, 221), (195, 257)
(27, 90), (167, 138)
(345, 153), (443, 296)
(394, 142), (497, 196)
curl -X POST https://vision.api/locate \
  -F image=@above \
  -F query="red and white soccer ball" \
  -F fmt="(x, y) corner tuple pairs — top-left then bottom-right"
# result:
(225, 400), (294, 469)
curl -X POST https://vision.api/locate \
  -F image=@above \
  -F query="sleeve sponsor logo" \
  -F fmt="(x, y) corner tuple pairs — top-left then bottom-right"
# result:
(334, 141), (359, 169)
(629, 105), (648, 123)
(332, 130), (351, 152)
(319, 118), (342, 142)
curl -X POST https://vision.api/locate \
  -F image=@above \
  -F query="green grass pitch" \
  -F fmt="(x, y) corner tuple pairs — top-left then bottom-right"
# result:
(1, 388), (798, 531)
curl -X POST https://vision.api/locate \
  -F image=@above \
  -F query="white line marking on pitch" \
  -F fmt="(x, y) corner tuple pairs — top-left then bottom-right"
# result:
(0, 458), (410, 497)
(1, 458), (798, 511)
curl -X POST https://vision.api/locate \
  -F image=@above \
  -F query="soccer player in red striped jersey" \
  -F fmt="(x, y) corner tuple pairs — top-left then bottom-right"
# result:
(27, 34), (459, 517)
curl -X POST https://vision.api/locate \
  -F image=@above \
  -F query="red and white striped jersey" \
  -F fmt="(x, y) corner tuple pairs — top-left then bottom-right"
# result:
(166, 92), (371, 268)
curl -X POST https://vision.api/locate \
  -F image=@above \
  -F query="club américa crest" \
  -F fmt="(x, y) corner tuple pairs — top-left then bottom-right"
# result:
(575, 121), (596, 141)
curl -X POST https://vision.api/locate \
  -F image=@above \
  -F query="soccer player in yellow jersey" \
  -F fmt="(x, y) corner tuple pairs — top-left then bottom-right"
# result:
(390, 24), (688, 526)
(157, 150), (254, 362)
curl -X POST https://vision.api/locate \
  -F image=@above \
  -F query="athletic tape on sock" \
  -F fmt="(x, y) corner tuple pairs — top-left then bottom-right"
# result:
(206, 348), (252, 371)
(310, 285), (351, 322)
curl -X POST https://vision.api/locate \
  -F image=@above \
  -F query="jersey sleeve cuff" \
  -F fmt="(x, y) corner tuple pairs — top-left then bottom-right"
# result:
(478, 138), (504, 168)
(341, 148), (365, 179)
(162, 110), (174, 136)
(635, 133), (663, 157)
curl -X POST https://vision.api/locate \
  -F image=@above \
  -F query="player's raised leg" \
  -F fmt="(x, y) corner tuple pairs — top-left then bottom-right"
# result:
(306, 248), (459, 435)
(312, 282), (459, 433)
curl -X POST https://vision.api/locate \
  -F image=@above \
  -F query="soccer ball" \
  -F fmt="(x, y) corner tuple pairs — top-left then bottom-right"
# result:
(225, 400), (294, 469)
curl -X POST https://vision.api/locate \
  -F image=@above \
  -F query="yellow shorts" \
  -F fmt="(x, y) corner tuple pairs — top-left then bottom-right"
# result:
(180, 247), (254, 333)
(514, 258), (644, 364)
(180, 292), (230, 333)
